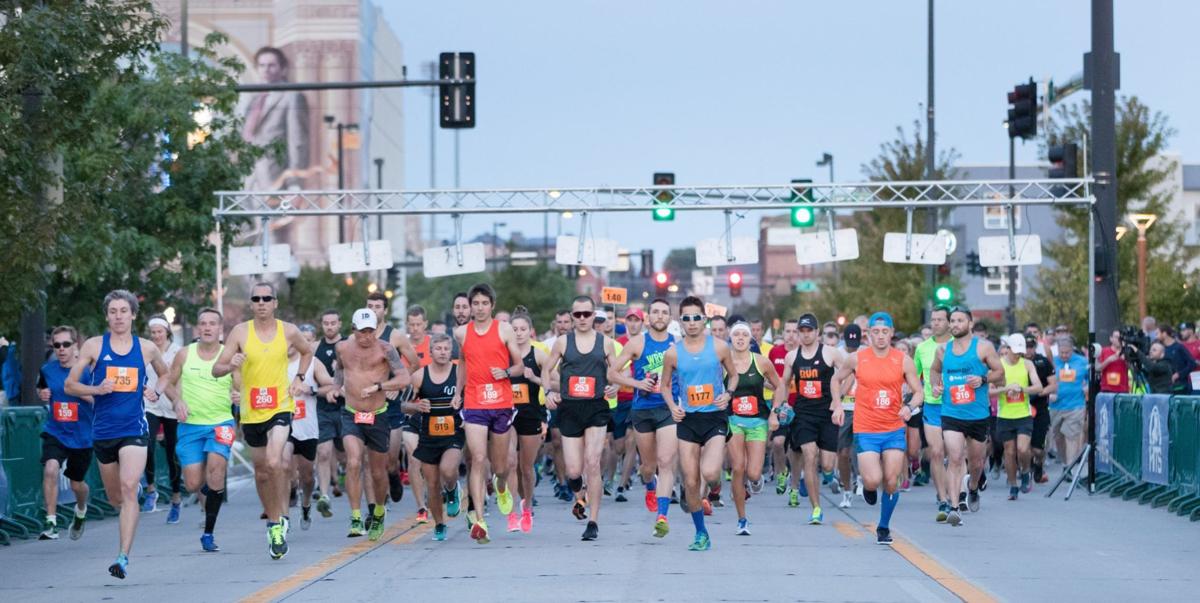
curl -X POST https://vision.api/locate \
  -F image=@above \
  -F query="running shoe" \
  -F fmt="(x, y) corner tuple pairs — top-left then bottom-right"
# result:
(914, 469), (930, 487)
(520, 507), (533, 533)
(863, 489), (878, 506)
(317, 495), (333, 518)
(615, 486), (628, 503)
(507, 512), (521, 533)
(400, 469), (410, 486)
(108, 553), (129, 579)
(268, 523), (288, 559)
(936, 502), (949, 523)
(978, 471), (988, 492)
(389, 472), (404, 503)
(433, 524), (447, 541)
(301, 507), (312, 530)
(556, 485), (573, 502)
(787, 488), (800, 508)
(282, 516), (291, 537)
(417, 508), (430, 524)
(645, 488), (657, 513)
(947, 509), (963, 527)
(701, 498), (713, 516)
(572, 499), (588, 521)
(1020, 471), (1033, 494)
(141, 490), (158, 513)
(289, 487), (298, 509)
(821, 472), (831, 486)
(830, 477), (842, 494)
(348, 516), (365, 537)
(723, 469), (732, 482)
(495, 481), (514, 515)
(967, 489), (981, 512)
(775, 471), (788, 495)
(798, 476), (809, 498)
(957, 492), (968, 513)
(581, 521), (599, 541)
(1037, 473), (1049, 484)
(839, 491), (852, 509)
(603, 480), (613, 497)
(876, 527), (893, 546)
(688, 532), (712, 551)
(1008, 486), (1019, 501)
(470, 518), (490, 544)
(69, 509), (86, 541)
(736, 518), (750, 536)
(809, 507), (823, 525)
(901, 478), (912, 492)
(368, 512), (386, 541)
(39, 518), (58, 540)
(855, 478), (864, 497)
(653, 515), (670, 538)
(167, 502), (181, 524)
(750, 478), (764, 495)
(201, 533), (220, 552)
(446, 487), (462, 518)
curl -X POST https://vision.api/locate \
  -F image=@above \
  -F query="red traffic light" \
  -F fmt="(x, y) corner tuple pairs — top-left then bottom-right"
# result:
(654, 271), (669, 286)
(728, 272), (743, 285)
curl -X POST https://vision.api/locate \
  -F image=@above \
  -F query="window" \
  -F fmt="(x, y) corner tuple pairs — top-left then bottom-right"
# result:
(984, 205), (1022, 230)
(983, 266), (1023, 296)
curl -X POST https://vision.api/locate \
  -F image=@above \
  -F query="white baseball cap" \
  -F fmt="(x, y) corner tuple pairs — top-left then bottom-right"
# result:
(352, 308), (378, 331)
(1004, 333), (1027, 354)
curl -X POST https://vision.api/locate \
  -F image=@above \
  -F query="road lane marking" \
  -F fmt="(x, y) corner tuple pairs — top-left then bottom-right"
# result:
(834, 521), (866, 539)
(886, 530), (998, 603)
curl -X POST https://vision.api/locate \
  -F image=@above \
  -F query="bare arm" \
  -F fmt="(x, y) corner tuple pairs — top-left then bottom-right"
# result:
(661, 347), (679, 415)
(379, 345), (411, 391)
(930, 346), (945, 397)
(65, 338), (105, 398)
(903, 355), (924, 408)
(213, 325), (245, 378)
(391, 331), (420, 370)
(716, 340), (737, 408)
(831, 352), (858, 396)
(607, 335), (646, 390)
(503, 324), (525, 377)
(980, 341), (1005, 386)
(541, 338), (565, 395)
(165, 347), (188, 417)
(827, 347), (844, 412)
(1025, 359), (1044, 396)
(757, 353), (784, 398)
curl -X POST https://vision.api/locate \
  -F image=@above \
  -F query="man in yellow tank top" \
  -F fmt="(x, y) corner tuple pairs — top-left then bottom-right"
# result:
(990, 334), (1044, 500)
(213, 282), (313, 560)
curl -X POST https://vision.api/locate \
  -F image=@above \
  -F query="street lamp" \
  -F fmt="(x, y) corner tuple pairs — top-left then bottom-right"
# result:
(816, 152), (834, 182)
(325, 115), (359, 243)
(1127, 213), (1157, 320)
(492, 221), (508, 262)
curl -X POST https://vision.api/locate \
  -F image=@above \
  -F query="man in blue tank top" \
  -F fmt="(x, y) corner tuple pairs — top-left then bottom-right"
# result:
(609, 298), (681, 538)
(930, 305), (1003, 526)
(36, 325), (94, 541)
(66, 289), (171, 580)
(660, 296), (740, 551)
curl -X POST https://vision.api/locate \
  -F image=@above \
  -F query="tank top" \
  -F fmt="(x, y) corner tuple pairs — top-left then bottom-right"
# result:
(852, 347), (906, 434)
(288, 357), (319, 440)
(633, 332), (676, 410)
(41, 360), (95, 449)
(180, 343), (234, 425)
(561, 332), (608, 403)
(997, 356), (1032, 419)
(240, 320), (294, 424)
(941, 337), (990, 421)
(791, 343), (835, 412)
(411, 335), (432, 368)
(417, 365), (460, 439)
(315, 336), (344, 409)
(728, 355), (768, 419)
(676, 335), (725, 414)
(463, 320), (513, 410)
(90, 333), (149, 440)
(510, 347), (542, 407)
(144, 344), (180, 419)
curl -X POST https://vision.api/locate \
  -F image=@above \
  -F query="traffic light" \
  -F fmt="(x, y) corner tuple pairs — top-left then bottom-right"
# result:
(639, 249), (655, 278)
(933, 284), (955, 304)
(1007, 79), (1037, 139)
(937, 262), (951, 278)
(1048, 143), (1079, 179)
(654, 271), (669, 296)
(965, 250), (983, 276)
(652, 172), (675, 221)
(728, 271), (743, 297)
(789, 178), (815, 227)
(439, 52), (475, 129)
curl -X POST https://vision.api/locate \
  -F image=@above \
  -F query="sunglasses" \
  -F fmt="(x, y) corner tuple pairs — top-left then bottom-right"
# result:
(52, 341), (74, 349)
(572, 311), (594, 319)
(680, 314), (705, 323)
(251, 295), (275, 303)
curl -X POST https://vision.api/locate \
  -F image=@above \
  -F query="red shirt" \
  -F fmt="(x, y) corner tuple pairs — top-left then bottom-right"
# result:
(768, 345), (797, 404)
(616, 334), (633, 403)
(1099, 346), (1129, 393)
(463, 320), (514, 410)
(1184, 339), (1200, 362)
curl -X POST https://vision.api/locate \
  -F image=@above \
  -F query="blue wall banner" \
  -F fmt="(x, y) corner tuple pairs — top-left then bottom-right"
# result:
(1095, 393), (1115, 474)
(1141, 394), (1170, 485)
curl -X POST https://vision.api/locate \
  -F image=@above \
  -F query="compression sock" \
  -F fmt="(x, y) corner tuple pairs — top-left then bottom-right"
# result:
(691, 509), (707, 535)
(879, 491), (900, 529)
(350, 509), (362, 521)
(204, 488), (224, 533)
(657, 496), (671, 516)
(645, 476), (657, 491)
(373, 504), (386, 518)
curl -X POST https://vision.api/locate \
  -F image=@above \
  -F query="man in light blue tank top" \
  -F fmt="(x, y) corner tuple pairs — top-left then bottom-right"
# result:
(660, 296), (740, 551)
(930, 306), (1003, 526)
(66, 289), (171, 580)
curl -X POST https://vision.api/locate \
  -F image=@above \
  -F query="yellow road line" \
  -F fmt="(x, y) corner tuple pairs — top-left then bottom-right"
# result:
(241, 513), (418, 603)
(834, 521), (865, 539)
(856, 521), (998, 603)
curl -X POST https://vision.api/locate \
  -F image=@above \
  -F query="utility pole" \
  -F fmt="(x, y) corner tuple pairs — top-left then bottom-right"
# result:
(180, 0), (188, 59)
(427, 60), (437, 245)
(923, 0), (937, 323)
(325, 116), (359, 243)
(1007, 137), (1018, 333)
(19, 89), (47, 406)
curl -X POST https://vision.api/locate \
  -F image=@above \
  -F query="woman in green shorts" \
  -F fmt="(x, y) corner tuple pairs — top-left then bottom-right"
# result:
(726, 322), (784, 535)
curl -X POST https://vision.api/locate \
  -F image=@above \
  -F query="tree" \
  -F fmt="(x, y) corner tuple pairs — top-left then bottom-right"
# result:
(797, 120), (960, 331)
(405, 264), (576, 332)
(1, 3), (257, 335)
(1022, 96), (1200, 337)
(276, 267), (371, 328)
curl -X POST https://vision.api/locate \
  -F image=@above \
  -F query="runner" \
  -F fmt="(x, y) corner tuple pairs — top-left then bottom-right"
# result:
(313, 309), (344, 518)
(331, 308), (412, 540)
(365, 291), (420, 507)
(401, 305), (434, 523)
(835, 324), (862, 508)
(507, 310), (547, 533)
(727, 321), (785, 535)
(830, 312), (923, 545)
(709, 315), (728, 342)
(162, 308), (238, 552)
(780, 313), (844, 525)
(930, 305), (1004, 526)
(142, 315), (183, 522)
(660, 296), (739, 551)
(992, 334), (1044, 500)
(613, 308), (644, 500)
(65, 289), (171, 578)
(767, 319), (798, 496)
(213, 282), (313, 559)
(1023, 333), (1057, 483)
(450, 292), (471, 360)
(913, 306), (954, 521)
(454, 283), (524, 544)
(37, 326), (94, 541)
(406, 334), (464, 541)
(544, 296), (620, 541)
(608, 298), (679, 538)
(285, 325), (321, 530)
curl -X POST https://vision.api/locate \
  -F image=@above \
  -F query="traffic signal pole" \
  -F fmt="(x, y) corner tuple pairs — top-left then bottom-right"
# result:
(923, 0), (937, 324)
(1007, 136), (1018, 333)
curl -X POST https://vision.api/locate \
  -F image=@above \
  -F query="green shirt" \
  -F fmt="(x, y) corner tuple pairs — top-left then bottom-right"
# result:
(914, 337), (943, 405)
(180, 343), (235, 425)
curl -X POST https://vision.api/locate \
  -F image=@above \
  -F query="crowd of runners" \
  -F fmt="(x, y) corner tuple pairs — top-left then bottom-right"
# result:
(31, 284), (1100, 578)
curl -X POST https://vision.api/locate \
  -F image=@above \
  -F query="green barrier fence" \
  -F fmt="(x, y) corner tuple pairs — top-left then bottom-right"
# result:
(0, 407), (50, 539)
(1166, 397), (1200, 519)
(1104, 395), (1143, 498)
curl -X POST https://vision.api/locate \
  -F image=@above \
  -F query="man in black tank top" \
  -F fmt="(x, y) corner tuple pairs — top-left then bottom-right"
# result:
(779, 313), (845, 524)
(314, 309), (345, 517)
(402, 334), (462, 541)
(543, 296), (620, 542)
(366, 292), (421, 507)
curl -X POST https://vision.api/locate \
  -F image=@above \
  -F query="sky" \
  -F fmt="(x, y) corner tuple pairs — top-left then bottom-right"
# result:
(378, 0), (1200, 262)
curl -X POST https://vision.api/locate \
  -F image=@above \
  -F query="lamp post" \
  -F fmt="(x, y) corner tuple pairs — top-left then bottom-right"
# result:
(324, 115), (359, 243)
(492, 221), (508, 266)
(1128, 213), (1157, 320)
(816, 152), (834, 182)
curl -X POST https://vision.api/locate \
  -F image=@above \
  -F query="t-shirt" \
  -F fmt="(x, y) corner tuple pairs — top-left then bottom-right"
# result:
(767, 345), (791, 403)
(1052, 354), (1088, 411)
(1183, 339), (1200, 362)
(913, 337), (943, 404)
(1098, 346), (1129, 393)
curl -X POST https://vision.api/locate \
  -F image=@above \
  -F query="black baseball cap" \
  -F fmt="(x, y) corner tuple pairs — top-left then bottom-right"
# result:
(797, 313), (819, 330)
(843, 324), (862, 350)
(1180, 322), (1196, 332)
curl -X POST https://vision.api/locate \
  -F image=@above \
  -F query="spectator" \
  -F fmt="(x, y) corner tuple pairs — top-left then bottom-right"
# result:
(1159, 326), (1197, 394)
(1142, 316), (1159, 342)
(1097, 329), (1130, 394)
(1049, 335), (1088, 473)
(1137, 342), (1175, 394)
(1178, 322), (1200, 362)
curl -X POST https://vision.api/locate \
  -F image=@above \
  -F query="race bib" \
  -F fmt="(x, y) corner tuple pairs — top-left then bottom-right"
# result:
(1006, 390), (1026, 404)
(1106, 371), (1122, 386)
(686, 384), (714, 407)
(619, 384), (635, 395)
(106, 366), (138, 393)
(354, 411), (376, 425)
(568, 376), (597, 398)
(799, 380), (822, 399)
(213, 425), (236, 446)
(732, 395), (759, 416)
(294, 399), (307, 420)
(54, 402), (79, 423)
(874, 390), (891, 409)
(512, 383), (531, 405)
(1059, 367), (1077, 383)
(949, 384), (976, 405)
(429, 415), (456, 437)
(250, 387), (278, 411)
(476, 383), (505, 405)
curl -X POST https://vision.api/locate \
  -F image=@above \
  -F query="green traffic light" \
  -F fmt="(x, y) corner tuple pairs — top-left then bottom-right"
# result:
(791, 206), (814, 227)
(653, 206), (675, 221)
(934, 285), (954, 303)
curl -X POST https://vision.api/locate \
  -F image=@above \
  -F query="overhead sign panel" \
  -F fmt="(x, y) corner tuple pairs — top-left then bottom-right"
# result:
(328, 240), (395, 274)
(228, 244), (293, 276)
(696, 237), (759, 267)
(794, 229), (859, 265)
(423, 243), (487, 277)
(555, 235), (619, 268)
(977, 235), (1043, 267)
(882, 233), (947, 265)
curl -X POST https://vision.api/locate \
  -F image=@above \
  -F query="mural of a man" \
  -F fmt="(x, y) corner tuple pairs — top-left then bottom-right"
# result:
(240, 46), (310, 190)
